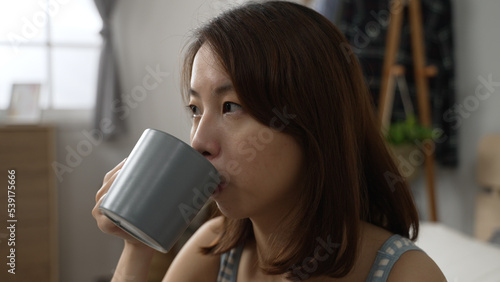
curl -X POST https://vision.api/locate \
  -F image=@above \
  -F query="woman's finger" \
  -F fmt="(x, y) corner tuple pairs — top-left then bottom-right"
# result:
(95, 168), (121, 203)
(103, 158), (127, 184)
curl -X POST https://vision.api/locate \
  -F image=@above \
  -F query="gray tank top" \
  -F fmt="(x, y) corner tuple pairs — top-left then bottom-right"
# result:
(217, 234), (423, 281)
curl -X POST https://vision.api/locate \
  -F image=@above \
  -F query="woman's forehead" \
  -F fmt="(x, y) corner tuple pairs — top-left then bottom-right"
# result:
(191, 45), (231, 89)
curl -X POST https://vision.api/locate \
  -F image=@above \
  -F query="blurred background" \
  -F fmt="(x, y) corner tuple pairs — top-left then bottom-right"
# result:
(0, 0), (499, 281)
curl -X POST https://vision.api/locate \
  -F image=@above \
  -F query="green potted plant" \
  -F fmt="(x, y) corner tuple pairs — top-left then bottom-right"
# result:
(385, 114), (433, 182)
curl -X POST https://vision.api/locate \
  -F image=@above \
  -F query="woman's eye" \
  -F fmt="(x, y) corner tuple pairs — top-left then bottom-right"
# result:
(222, 102), (242, 114)
(187, 105), (202, 117)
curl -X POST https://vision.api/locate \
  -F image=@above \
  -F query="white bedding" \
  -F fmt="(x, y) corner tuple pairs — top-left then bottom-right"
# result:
(416, 222), (500, 282)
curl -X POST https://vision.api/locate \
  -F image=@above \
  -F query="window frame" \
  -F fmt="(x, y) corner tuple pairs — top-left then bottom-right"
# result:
(0, 0), (102, 112)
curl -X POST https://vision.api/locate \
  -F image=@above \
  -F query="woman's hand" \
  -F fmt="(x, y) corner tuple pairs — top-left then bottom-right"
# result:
(92, 159), (156, 281)
(92, 159), (149, 248)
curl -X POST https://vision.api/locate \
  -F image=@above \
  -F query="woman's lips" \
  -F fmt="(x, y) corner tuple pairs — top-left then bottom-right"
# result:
(211, 170), (227, 196)
(212, 181), (226, 197)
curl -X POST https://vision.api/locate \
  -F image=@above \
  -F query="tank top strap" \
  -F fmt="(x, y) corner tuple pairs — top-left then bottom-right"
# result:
(366, 234), (424, 281)
(217, 244), (245, 282)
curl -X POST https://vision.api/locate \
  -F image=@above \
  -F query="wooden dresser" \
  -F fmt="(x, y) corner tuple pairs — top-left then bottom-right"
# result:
(0, 126), (58, 281)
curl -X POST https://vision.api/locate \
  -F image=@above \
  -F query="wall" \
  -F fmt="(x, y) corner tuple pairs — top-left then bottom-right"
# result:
(52, 0), (500, 281)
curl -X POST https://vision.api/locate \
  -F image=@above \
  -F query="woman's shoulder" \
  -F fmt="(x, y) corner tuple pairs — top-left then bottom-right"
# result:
(162, 216), (224, 282)
(387, 244), (446, 282)
(362, 222), (446, 281)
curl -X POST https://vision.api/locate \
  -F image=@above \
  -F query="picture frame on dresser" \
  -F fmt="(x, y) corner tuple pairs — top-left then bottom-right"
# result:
(6, 83), (42, 124)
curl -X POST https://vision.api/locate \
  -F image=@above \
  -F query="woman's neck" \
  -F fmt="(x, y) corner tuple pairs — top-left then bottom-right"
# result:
(242, 185), (304, 279)
(248, 204), (298, 267)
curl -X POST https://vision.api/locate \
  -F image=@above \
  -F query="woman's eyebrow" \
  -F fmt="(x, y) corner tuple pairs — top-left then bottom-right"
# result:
(213, 83), (234, 97)
(188, 88), (199, 97)
(189, 82), (234, 98)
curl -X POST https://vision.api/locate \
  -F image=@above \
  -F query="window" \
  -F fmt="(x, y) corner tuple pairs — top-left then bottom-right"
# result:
(0, 0), (102, 110)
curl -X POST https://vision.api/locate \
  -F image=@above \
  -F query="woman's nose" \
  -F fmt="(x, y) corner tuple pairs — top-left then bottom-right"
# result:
(190, 116), (221, 160)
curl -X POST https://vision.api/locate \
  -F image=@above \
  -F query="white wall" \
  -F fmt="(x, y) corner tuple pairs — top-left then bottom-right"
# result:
(53, 0), (500, 281)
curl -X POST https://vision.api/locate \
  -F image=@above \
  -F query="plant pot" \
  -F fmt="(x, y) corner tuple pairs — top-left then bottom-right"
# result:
(388, 144), (423, 182)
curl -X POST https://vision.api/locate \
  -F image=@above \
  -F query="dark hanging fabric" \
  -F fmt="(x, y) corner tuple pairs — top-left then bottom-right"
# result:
(94, 0), (125, 140)
(320, 0), (458, 167)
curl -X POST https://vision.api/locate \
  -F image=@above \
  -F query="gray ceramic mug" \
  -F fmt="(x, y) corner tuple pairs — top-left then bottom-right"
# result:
(99, 128), (220, 253)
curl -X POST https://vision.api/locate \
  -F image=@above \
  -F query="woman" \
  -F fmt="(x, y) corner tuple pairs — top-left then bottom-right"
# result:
(93, 1), (446, 281)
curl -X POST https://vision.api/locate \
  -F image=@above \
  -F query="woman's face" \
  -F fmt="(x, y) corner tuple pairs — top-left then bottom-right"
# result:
(188, 44), (304, 220)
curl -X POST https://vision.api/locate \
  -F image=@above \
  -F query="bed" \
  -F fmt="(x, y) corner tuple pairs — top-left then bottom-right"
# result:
(416, 222), (500, 282)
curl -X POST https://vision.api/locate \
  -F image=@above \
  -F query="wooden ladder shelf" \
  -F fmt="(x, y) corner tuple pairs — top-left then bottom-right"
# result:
(378, 0), (438, 222)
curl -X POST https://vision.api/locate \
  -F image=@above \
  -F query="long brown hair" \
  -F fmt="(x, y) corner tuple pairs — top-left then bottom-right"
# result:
(181, 1), (419, 279)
